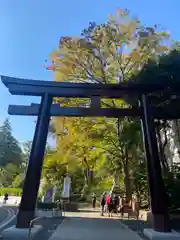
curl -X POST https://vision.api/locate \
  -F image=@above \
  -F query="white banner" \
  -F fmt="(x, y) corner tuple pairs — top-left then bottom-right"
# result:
(44, 188), (53, 202)
(62, 176), (71, 198)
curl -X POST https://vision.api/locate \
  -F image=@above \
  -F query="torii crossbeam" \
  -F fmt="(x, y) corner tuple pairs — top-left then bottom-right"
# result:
(2, 75), (177, 233)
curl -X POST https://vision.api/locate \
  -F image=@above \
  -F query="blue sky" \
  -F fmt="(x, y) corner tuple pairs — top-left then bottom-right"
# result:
(0, 0), (179, 144)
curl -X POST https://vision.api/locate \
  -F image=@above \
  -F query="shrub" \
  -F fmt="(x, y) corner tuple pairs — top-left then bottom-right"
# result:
(0, 188), (22, 196)
(70, 194), (81, 202)
(37, 201), (60, 210)
(12, 174), (24, 188)
(164, 169), (180, 211)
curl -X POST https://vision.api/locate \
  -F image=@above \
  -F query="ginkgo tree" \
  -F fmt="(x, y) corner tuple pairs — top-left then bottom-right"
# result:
(48, 8), (169, 83)
(45, 8), (172, 202)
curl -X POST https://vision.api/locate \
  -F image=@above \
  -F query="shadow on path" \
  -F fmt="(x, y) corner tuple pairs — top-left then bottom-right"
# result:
(33, 217), (64, 240)
(120, 218), (180, 240)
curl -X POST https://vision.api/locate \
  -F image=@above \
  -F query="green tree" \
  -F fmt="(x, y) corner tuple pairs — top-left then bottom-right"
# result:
(0, 163), (21, 187)
(0, 118), (22, 166)
(128, 49), (180, 207)
(46, 8), (172, 201)
(130, 49), (180, 170)
(12, 173), (25, 188)
(132, 161), (148, 207)
(21, 141), (32, 171)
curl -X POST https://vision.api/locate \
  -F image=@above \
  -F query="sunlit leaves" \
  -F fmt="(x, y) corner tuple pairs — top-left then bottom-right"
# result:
(49, 9), (170, 85)
(45, 8), (174, 197)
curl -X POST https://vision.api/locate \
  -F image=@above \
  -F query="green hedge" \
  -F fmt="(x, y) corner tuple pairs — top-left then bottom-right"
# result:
(0, 188), (22, 196)
(69, 194), (81, 202)
(37, 201), (61, 210)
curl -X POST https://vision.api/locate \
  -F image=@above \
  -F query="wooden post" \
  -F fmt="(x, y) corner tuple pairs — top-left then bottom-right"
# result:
(16, 94), (52, 228)
(140, 94), (171, 232)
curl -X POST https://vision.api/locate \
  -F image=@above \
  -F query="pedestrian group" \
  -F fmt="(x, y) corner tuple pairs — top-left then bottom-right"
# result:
(92, 192), (124, 217)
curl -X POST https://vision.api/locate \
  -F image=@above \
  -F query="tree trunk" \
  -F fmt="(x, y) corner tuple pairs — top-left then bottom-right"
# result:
(123, 147), (132, 202)
(82, 157), (90, 186)
(156, 120), (169, 174)
(123, 165), (131, 202)
(80, 168), (89, 199)
(113, 171), (119, 186)
(117, 119), (132, 202)
(111, 171), (121, 195)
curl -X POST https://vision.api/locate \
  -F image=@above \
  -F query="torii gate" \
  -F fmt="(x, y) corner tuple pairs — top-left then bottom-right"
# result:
(2, 75), (179, 233)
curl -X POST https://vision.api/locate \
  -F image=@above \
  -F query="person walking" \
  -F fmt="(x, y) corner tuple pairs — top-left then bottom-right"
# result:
(100, 192), (106, 216)
(3, 192), (8, 204)
(114, 194), (119, 216)
(106, 193), (113, 217)
(92, 192), (96, 209)
(119, 196), (124, 218)
(118, 196), (122, 214)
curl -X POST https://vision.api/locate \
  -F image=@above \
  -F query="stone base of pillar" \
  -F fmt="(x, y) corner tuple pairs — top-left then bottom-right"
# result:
(143, 228), (180, 240)
(35, 208), (62, 217)
(63, 202), (78, 212)
(1, 225), (42, 240)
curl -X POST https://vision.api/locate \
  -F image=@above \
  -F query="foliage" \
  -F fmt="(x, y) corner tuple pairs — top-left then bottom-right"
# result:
(37, 201), (60, 210)
(0, 120), (29, 189)
(0, 163), (22, 187)
(43, 8), (180, 205)
(12, 173), (25, 188)
(0, 188), (22, 196)
(0, 118), (22, 166)
(163, 164), (180, 211)
(21, 141), (32, 171)
(130, 49), (180, 107)
(132, 161), (148, 207)
(129, 49), (180, 171)
(49, 9), (169, 84)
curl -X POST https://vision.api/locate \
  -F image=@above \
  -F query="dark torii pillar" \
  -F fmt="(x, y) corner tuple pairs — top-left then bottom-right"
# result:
(140, 94), (171, 232)
(16, 94), (53, 228)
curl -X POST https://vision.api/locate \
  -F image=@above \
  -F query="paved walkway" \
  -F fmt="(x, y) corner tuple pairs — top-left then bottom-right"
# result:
(64, 208), (121, 219)
(49, 210), (143, 240)
(0, 207), (9, 224)
(0, 196), (21, 205)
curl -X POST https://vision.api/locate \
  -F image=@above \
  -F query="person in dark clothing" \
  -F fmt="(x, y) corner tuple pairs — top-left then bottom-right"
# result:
(120, 197), (125, 218)
(3, 192), (8, 204)
(111, 194), (117, 214)
(100, 192), (106, 216)
(114, 195), (119, 215)
(110, 194), (114, 216)
(92, 193), (96, 209)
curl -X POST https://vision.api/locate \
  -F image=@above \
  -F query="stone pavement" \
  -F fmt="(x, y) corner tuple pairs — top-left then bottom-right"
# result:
(0, 207), (9, 224)
(0, 196), (21, 205)
(49, 210), (143, 240)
